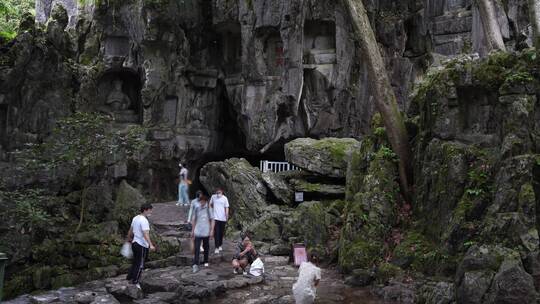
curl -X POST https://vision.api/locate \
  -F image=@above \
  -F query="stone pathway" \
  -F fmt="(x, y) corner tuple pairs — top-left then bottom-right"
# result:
(5, 202), (389, 304)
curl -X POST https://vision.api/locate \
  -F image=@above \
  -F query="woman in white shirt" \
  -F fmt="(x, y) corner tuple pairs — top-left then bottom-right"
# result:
(177, 163), (189, 206)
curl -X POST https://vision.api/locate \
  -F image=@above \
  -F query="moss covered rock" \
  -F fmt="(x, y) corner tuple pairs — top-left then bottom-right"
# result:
(339, 140), (399, 273)
(285, 138), (361, 178)
(199, 158), (268, 230)
(113, 180), (146, 230)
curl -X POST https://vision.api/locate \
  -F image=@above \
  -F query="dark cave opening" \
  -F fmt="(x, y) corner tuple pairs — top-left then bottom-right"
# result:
(185, 82), (286, 198)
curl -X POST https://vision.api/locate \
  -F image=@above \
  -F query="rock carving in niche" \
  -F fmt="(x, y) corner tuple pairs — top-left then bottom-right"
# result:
(177, 90), (216, 132)
(187, 107), (204, 129)
(98, 70), (142, 124)
(162, 96), (178, 127)
(106, 80), (132, 111)
(303, 20), (336, 65)
(104, 36), (130, 57)
(216, 22), (242, 75)
(256, 27), (284, 77)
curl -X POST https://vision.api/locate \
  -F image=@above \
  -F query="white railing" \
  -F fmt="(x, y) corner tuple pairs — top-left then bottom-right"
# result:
(259, 160), (300, 173)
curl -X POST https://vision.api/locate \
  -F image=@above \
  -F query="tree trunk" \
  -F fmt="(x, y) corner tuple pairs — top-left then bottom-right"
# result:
(476, 0), (506, 51)
(75, 185), (89, 234)
(342, 0), (412, 201)
(530, 0), (540, 51)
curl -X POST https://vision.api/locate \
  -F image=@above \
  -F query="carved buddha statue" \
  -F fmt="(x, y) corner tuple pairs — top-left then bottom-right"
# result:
(105, 79), (132, 111)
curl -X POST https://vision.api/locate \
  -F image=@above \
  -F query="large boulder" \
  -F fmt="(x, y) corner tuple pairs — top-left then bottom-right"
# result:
(112, 180), (146, 230)
(199, 158), (268, 229)
(455, 245), (536, 304)
(284, 200), (345, 261)
(261, 172), (294, 205)
(484, 258), (537, 304)
(339, 140), (399, 273)
(285, 138), (361, 178)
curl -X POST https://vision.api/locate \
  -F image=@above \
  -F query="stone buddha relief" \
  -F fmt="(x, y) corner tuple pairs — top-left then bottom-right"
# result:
(98, 76), (140, 124)
(105, 79), (132, 111)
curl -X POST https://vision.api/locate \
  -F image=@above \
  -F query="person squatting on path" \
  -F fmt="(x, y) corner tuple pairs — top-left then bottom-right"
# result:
(209, 188), (229, 254)
(126, 203), (156, 288)
(232, 233), (258, 275)
(177, 163), (189, 206)
(292, 252), (321, 304)
(191, 194), (214, 273)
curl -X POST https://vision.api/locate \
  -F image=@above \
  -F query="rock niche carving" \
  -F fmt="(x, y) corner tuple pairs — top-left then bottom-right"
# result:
(98, 71), (142, 124)
(303, 20), (336, 65)
(216, 22), (242, 75)
(106, 79), (132, 111)
(254, 27), (284, 77)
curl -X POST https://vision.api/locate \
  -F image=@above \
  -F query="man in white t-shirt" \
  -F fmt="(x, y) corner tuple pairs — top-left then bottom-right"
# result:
(292, 252), (321, 304)
(126, 203), (156, 288)
(209, 187), (229, 254)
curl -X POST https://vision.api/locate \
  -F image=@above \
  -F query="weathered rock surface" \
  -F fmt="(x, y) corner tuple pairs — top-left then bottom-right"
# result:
(199, 158), (268, 229)
(113, 180), (147, 229)
(261, 172), (293, 205)
(285, 138), (361, 178)
(6, 255), (378, 304)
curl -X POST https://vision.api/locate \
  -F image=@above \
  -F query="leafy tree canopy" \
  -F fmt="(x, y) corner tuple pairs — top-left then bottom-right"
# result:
(0, 0), (35, 40)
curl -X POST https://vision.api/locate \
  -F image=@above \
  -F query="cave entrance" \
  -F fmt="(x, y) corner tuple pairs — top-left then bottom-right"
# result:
(97, 69), (143, 124)
(186, 81), (286, 197)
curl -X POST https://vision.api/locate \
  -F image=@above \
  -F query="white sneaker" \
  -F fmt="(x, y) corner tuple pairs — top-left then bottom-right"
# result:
(135, 283), (141, 289)
(243, 271), (247, 275)
(214, 249), (220, 254)
(218, 246), (223, 252)
(204, 263), (209, 267)
(200, 245), (204, 252)
(192, 265), (199, 273)
(233, 269), (238, 274)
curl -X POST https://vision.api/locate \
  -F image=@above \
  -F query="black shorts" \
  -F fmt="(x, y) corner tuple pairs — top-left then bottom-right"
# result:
(233, 254), (256, 264)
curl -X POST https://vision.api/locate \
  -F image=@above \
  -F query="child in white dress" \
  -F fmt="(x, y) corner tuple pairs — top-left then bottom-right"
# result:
(292, 252), (321, 304)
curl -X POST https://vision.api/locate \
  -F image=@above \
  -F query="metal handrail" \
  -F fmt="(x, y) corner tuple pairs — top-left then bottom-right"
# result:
(259, 160), (300, 173)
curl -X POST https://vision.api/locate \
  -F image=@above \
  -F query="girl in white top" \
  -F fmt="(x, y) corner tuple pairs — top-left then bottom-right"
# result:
(177, 163), (189, 206)
(292, 253), (321, 304)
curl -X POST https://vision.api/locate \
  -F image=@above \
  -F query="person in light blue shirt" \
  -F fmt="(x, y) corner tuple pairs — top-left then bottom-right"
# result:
(187, 190), (203, 223)
(188, 190), (205, 253)
(191, 195), (214, 273)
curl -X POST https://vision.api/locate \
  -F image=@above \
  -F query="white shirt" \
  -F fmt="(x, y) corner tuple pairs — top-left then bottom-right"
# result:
(293, 262), (321, 297)
(179, 168), (188, 183)
(131, 214), (150, 248)
(210, 194), (229, 221)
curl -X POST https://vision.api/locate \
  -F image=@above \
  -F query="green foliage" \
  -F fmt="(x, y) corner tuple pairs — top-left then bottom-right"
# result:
(0, 188), (53, 234)
(393, 231), (454, 275)
(18, 112), (148, 177)
(375, 262), (403, 284)
(0, 0), (35, 41)
(373, 127), (386, 138)
(377, 145), (398, 162)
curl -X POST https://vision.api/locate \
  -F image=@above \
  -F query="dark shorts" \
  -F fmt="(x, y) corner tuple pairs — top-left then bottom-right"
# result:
(233, 254), (256, 264)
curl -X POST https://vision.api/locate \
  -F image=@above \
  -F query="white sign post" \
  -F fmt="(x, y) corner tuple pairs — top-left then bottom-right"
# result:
(295, 192), (304, 202)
